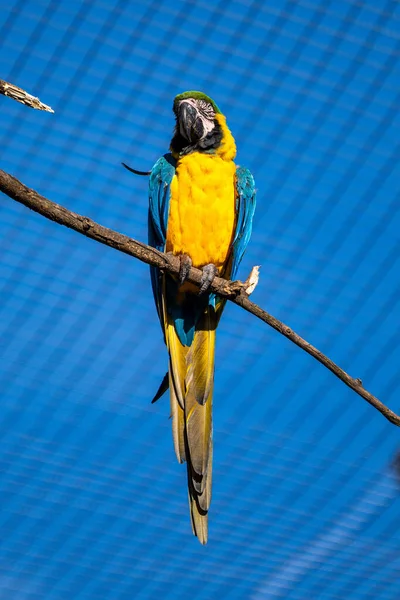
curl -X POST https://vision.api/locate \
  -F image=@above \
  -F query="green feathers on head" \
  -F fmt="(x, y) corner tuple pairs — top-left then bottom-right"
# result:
(173, 91), (221, 114)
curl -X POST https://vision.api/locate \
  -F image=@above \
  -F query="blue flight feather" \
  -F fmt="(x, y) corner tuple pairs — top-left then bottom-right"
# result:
(231, 166), (256, 280)
(148, 154), (175, 327)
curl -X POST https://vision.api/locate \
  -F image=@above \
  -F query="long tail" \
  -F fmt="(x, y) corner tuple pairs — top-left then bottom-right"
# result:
(165, 306), (216, 545)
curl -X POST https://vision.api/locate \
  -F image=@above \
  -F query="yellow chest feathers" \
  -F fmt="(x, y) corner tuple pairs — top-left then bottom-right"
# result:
(166, 153), (237, 269)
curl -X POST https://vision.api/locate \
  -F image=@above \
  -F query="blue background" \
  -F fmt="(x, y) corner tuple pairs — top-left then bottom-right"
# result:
(1, 0), (400, 598)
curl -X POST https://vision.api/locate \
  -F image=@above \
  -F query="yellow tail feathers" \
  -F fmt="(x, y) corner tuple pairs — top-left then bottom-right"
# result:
(165, 306), (216, 544)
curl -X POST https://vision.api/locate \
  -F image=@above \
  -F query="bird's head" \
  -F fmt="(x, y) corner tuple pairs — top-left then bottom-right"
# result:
(171, 91), (227, 156)
(173, 91), (220, 144)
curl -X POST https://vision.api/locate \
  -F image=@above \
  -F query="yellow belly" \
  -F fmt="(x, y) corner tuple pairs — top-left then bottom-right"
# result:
(166, 153), (236, 270)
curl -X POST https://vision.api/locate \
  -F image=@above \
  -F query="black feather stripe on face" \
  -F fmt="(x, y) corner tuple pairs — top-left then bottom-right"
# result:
(197, 99), (215, 120)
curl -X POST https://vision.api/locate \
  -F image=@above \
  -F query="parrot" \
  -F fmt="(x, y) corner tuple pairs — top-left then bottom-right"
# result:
(147, 91), (256, 544)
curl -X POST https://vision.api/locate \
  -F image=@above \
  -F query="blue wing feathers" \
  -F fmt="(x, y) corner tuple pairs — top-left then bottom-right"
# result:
(231, 166), (256, 279)
(148, 154), (175, 250)
(148, 155), (175, 327)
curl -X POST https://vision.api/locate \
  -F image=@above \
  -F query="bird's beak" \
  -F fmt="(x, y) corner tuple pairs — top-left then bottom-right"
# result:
(179, 101), (204, 142)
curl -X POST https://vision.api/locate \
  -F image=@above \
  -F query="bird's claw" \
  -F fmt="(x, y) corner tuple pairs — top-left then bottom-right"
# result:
(178, 254), (193, 285)
(199, 264), (218, 294)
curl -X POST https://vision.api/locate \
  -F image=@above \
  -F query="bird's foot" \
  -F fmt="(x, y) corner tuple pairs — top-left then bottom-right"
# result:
(199, 263), (218, 294)
(178, 254), (193, 285)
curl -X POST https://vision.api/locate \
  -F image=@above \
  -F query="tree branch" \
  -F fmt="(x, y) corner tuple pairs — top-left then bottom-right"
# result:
(0, 168), (399, 427)
(0, 79), (54, 112)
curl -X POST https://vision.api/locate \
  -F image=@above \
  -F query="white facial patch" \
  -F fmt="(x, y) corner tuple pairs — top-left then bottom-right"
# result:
(178, 98), (215, 137)
(199, 114), (215, 136)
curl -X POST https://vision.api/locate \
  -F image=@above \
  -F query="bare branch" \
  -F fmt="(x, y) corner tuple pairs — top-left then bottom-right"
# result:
(0, 167), (399, 427)
(0, 79), (54, 112)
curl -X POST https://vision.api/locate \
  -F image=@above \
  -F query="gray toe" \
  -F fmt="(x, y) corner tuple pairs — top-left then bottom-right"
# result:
(199, 263), (218, 294)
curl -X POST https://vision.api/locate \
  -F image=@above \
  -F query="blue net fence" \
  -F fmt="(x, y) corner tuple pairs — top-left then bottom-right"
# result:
(1, 1), (400, 598)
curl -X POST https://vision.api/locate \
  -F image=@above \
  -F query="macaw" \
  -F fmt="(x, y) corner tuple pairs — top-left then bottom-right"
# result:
(148, 91), (256, 544)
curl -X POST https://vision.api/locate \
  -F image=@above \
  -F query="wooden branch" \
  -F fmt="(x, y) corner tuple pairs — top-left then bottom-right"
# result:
(0, 168), (399, 428)
(0, 79), (54, 112)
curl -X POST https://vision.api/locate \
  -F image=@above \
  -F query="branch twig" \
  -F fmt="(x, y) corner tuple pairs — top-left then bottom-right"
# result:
(0, 168), (399, 427)
(0, 79), (54, 112)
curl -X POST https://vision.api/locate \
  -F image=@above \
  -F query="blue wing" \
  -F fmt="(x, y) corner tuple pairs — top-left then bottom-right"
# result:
(230, 166), (256, 280)
(148, 153), (176, 325)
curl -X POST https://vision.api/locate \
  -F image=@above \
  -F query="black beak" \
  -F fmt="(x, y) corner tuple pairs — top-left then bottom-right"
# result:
(179, 101), (204, 142)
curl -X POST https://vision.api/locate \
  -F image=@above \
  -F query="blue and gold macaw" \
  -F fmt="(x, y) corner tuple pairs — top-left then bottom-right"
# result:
(148, 91), (256, 544)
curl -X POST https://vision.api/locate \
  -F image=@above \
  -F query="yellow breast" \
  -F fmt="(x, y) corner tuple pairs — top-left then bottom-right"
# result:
(166, 153), (236, 270)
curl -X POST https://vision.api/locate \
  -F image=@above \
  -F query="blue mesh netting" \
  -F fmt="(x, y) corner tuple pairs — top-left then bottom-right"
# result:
(1, 1), (400, 598)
